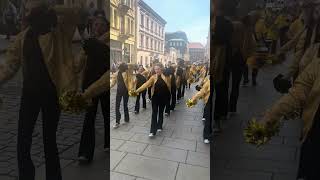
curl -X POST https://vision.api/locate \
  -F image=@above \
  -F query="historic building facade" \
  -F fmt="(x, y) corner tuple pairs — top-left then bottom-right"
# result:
(136, 0), (166, 67)
(165, 31), (189, 62)
(110, 0), (136, 63)
(188, 42), (205, 63)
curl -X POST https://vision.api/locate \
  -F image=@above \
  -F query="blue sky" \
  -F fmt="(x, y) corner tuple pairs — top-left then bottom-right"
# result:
(143, 0), (210, 45)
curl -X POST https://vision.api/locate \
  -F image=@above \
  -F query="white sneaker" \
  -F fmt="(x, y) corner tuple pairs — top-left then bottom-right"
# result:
(202, 118), (206, 121)
(149, 133), (154, 137)
(204, 139), (210, 144)
(113, 123), (120, 129)
(157, 129), (162, 132)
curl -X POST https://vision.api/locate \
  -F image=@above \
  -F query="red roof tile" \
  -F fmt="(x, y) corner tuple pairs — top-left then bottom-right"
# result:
(188, 42), (204, 49)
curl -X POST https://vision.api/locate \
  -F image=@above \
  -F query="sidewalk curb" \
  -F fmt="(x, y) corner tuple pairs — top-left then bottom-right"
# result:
(0, 40), (82, 55)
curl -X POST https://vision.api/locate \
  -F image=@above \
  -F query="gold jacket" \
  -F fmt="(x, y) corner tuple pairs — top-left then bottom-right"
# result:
(0, 5), (83, 96)
(82, 70), (110, 99)
(110, 71), (136, 90)
(136, 74), (171, 97)
(191, 77), (210, 104)
(263, 59), (320, 143)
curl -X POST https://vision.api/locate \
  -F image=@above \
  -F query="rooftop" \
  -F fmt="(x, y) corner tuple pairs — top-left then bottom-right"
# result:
(138, 0), (167, 25)
(188, 42), (205, 49)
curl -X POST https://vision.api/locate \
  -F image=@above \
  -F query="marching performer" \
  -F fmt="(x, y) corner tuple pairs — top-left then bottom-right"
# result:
(164, 62), (177, 116)
(134, 65), (148, 114)
(188, 76), (212, 144)
(132, 63), (171, 137)
(0, 0), (86, 179)
(75, 12), (110, 163)
(110, 63), (136, 128)
(255, 58), (320, 180)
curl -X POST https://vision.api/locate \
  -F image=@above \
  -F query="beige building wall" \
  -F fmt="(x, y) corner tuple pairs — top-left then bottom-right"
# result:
(110, 0), (136, 64)
(136, 0), (166, 68)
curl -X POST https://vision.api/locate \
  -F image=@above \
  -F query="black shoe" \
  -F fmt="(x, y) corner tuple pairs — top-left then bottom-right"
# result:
(134, 111), (139, 114)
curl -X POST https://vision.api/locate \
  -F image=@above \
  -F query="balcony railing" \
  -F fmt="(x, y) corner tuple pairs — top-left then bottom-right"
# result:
(119, 31), (132, 40)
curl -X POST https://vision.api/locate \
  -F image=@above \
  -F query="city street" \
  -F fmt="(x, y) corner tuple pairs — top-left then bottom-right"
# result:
(0, 43), (209, 180)
(213, 54), (301, 180)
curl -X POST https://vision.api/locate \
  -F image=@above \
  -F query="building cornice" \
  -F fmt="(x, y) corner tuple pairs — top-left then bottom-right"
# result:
(138, 0), (167, 25)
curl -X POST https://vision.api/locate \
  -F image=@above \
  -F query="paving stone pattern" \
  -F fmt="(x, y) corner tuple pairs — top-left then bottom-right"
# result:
(213, 55), (301, 180)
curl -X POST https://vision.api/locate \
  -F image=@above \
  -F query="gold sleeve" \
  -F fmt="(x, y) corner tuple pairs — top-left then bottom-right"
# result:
(136, 76), (155, 94)
(191, 81), (209, 102)
(263, 59), (317, 125)
(73, 49), (87, 74)
(110, 72), (118, 88)
(278, 29), (304, 55)
(83, 70), (110, 99)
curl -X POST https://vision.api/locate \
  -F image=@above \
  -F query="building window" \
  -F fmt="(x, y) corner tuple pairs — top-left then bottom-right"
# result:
(114, 9), (118, 29)
(140, 34), (144, 47)
(151, 39), (153, 50)
(140, 56), (143, 65)
(151, 21), (153, 32)
(120, 16), (124, 33)
(145, 57), (148, 66)
(155, 24), (157, 34)
(126, 18), (130, 34)
(131, 19), (134, 35)
(140, 13), (144, 26)
(146, 37), (149, 49)
(146, 18), (149, 29)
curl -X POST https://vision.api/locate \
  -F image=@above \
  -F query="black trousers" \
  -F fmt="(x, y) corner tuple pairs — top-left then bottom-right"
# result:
(243, 65), (258, 84)
(135, 90), (146, 112)
(181, 82), (186, 97)
(177, 84), (184, 100)
(214, 55), (244, 120)
(148, 87), (152, 100)
(297, 109), (320, 180)
(78, 93), (109, 160)
(170, 88), (176, 111)
(214, 71), (229, 122)
(115, 92), (129, 123)
(228, 63), (244, 112)
(165, 90), (174, 114)
(203, 102), (213, 140)
(17, 92), (61, 180)
(151, 97), (167, 135)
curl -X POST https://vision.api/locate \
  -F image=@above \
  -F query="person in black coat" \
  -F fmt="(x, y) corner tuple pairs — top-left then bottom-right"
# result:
(135, 65), (147, 114)
(78, 14), (110, 163)
(164, 63), (176, 116)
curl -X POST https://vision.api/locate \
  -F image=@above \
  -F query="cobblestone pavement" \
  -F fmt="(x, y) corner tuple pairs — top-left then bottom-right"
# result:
(0, 43), (106, 179)
(0, 51), (210, 179)
(213, 54), (301, 180)
(109, 87), (210, 180)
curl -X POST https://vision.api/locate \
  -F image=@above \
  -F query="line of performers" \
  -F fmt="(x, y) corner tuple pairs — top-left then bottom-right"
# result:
(97, 60), (211, 142)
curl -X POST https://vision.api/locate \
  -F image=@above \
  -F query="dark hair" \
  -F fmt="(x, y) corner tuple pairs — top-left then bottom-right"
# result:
(118, 63), (128, 73)
(27, 7), (57, 31)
